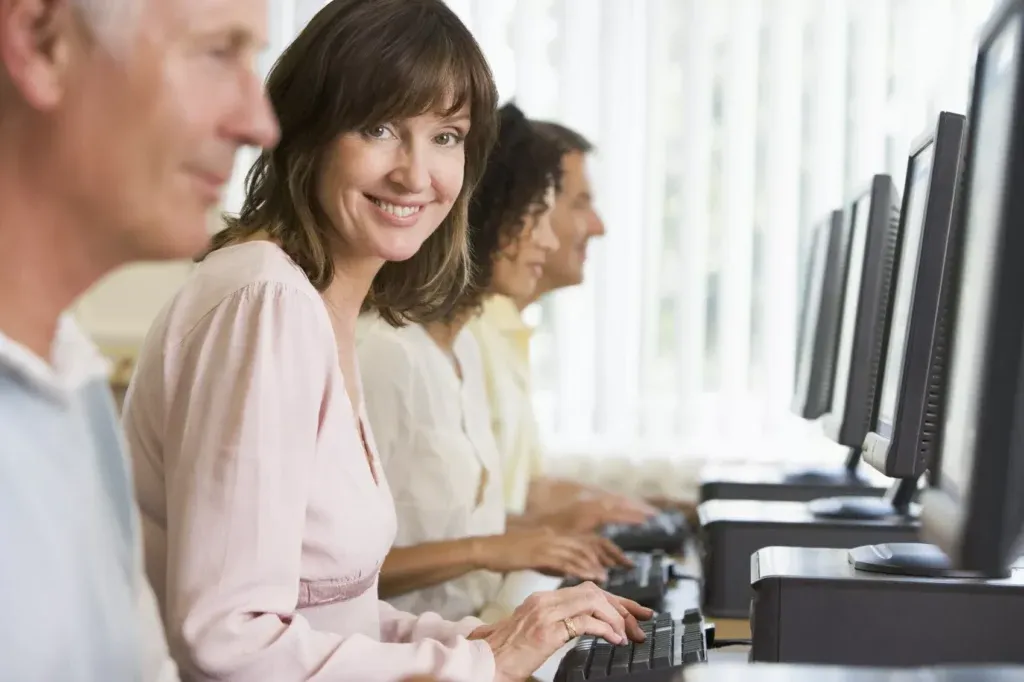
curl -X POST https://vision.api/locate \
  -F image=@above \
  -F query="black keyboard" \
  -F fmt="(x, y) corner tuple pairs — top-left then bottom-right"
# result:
(563, 551), (668, 608)
(602, 511), (691, 554)
(554, 610), (711, 682)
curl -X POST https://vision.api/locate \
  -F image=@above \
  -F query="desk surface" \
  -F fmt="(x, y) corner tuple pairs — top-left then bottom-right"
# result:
(682, 663), (1024, 681)
(699, 461), (893, 488)
(752, 546), (1024, 586)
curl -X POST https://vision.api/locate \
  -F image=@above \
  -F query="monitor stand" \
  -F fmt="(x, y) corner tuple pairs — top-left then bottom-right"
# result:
(781, 447), (868, 485)
(806, 475), (919, 521)
(699, 447), (885, 504)
(847, 542), (1007, 579)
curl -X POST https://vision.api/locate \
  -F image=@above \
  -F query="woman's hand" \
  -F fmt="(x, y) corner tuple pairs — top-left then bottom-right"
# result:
(537, 495), (658, 535)
(580, 534), (633, 568)
(469, 582), (653, 682)
(475, 529), (614, 581)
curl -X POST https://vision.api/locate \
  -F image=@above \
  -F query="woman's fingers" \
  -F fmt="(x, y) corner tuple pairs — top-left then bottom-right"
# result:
(599, 595), (647, 642)
(565, 614), (625, 645)
(561, 536), (608, 571)
(591, 536), (631, 567)
(544, 545), (607, 581)
(614, 594), (655, 621)
(549, 583), (628, 640)
(540, 535), (607, 579)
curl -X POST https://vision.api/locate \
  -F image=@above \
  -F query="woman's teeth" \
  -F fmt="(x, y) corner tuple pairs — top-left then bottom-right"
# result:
(371, 198), (421, 218)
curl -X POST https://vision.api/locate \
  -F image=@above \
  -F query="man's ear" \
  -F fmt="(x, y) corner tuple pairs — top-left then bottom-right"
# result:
(0, 0), (77, 110)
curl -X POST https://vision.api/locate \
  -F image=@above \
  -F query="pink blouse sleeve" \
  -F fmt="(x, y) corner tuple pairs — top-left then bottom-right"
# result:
(378, 600), (484, 643)
(158, 283), (495, 682)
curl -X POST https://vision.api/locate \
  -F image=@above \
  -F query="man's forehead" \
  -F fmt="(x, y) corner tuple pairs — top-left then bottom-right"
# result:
(169, 0), (269, 44)
(560, 153), (591, 193)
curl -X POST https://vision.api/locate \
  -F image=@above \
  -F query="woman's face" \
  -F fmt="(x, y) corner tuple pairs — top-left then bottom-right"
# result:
(317, 107), (470, 263)
(490, 185), (560, 301)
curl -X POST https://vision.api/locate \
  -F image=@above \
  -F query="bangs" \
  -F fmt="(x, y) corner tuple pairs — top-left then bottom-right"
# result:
(355, 14), (492, 128)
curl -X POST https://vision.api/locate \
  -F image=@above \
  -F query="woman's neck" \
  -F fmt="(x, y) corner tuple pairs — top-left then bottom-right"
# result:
(321, 252), (385, 335)
(423, 311), (473, 353)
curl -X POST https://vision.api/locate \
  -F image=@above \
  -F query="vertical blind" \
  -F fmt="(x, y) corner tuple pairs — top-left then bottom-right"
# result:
(228, 0), (999, 466)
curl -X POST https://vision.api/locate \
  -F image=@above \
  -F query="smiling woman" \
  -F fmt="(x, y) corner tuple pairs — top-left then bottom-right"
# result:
(206, 0), (498, 326)
(121, 1), (651, 681)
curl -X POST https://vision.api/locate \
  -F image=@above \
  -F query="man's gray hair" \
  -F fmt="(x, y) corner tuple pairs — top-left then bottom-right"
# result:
(74, 0), (140, 50)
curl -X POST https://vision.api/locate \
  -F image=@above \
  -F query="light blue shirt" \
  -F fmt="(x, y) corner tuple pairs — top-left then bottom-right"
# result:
(0, 318), (177, 682)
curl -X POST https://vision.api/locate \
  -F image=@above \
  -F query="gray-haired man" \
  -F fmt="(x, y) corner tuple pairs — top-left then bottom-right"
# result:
(0, 0), (278, 678)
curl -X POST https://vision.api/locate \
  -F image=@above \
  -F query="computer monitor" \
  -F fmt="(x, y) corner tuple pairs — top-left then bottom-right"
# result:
(919, 0), (1024, 578)
(781, 206), (871, 487)
(816, 114), (968, 529)
(862, 112), (967, 479)
(791, 211), (844, 420)
(821, 175), (901, 450)
(793, 224), (822, 398)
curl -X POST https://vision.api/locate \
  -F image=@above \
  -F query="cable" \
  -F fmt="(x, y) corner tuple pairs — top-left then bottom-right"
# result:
(671, 573), (702, 583)
(711, 638), (752, 649)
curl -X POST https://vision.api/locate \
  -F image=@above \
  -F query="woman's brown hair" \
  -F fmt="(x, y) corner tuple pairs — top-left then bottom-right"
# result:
(206, 0), (498, 326)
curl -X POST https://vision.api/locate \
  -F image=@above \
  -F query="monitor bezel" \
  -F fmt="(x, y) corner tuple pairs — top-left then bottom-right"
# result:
(822, 174), (901, 449)
(921, 0), (1024, 574)
(802, 208), (854, 420)
(792, 211), (844, 419)
(791, 220), (826, 415)
(861, 112), (968, 479)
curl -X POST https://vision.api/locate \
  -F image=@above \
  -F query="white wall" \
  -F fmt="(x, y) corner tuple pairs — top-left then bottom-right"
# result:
(73, 260), (193, 352)
(73, 209), (228, 375)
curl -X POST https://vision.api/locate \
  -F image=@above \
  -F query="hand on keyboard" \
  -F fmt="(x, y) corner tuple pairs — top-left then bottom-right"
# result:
(474, 529), (610, 582)
(555, 609), (710, 681)
(577, 533), (634, 568)
(468, 582), (654, 682)
(540, 495), (659, 534)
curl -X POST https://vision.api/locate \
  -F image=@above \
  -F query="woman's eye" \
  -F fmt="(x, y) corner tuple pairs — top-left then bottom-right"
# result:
(434, 132), (464, 147)
(364, 125), (395, 140)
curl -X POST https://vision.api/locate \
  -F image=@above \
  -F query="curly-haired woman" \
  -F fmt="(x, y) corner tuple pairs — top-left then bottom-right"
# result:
(358, 104), (631, 624)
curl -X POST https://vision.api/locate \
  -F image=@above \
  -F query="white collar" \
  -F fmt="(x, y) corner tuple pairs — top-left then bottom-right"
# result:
(0, 314), (111, 400)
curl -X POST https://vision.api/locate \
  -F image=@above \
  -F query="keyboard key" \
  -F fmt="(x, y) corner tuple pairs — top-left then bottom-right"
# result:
(554, 609), (710, 681)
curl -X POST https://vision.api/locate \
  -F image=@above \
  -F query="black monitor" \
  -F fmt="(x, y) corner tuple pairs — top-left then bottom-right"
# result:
(815, 113), (968, 530)
(792, 211), (845, 420)
(781, 206), (871, 487)
(862, 112), (967, 479)
(792, 223), (822, 403)
(918, 0), (1024, 578)
(821, 175), (902, 450)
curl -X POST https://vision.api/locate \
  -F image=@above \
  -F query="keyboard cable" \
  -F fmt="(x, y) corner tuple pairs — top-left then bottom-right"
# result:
(710, 638), (752, 648)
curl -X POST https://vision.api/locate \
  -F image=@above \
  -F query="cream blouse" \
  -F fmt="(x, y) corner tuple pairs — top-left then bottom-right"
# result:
(358, 316), (507, 622)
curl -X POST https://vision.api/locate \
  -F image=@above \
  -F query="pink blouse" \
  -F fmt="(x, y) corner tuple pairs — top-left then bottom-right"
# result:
(122, 242), (496, 682)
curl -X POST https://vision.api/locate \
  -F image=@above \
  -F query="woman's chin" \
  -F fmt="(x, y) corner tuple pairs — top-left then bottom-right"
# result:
(367, 227), (438, 263)
(374, 241), (426, 263)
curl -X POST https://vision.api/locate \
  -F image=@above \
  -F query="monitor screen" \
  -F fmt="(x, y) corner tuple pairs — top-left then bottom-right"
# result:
(876, 145), (936, 433)
(830, 195), (872, 419)
(938, 17), (1020, 501)
(793, 225), (828, 408)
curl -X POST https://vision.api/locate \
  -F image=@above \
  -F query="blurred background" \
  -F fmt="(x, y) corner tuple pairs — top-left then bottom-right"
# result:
(76, 0), (999, 496)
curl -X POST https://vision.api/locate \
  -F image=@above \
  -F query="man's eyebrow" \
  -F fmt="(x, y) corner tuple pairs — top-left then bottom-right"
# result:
(201, 21), (266, 51)
(231, 26), (264, 51)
